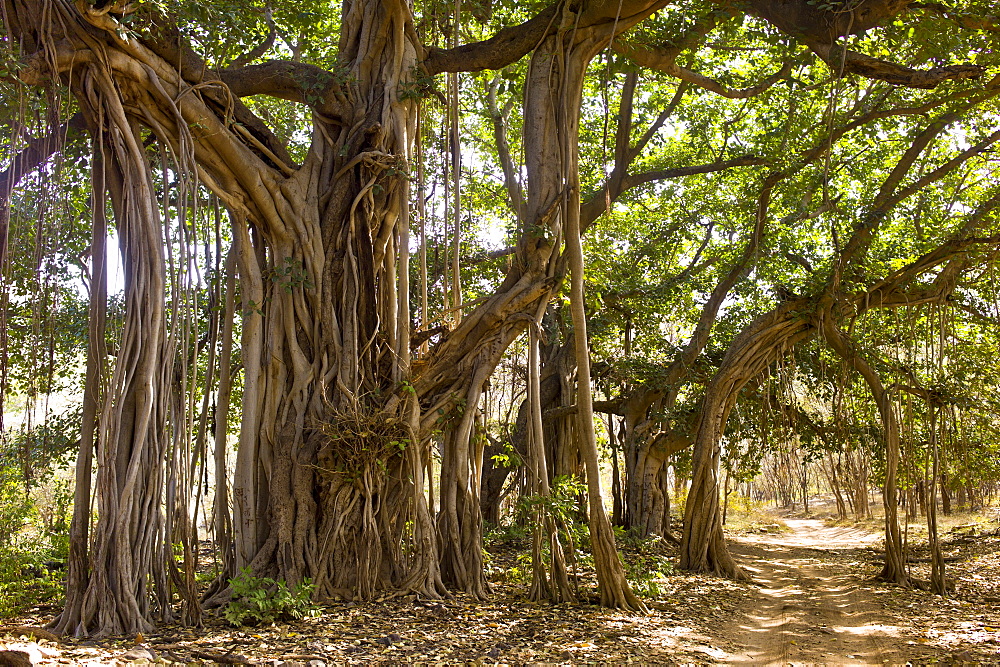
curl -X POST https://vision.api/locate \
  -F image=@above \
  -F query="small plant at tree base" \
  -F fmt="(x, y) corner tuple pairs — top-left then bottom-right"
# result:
(224, 568), (320, 626)
(624, 553), (674, 598)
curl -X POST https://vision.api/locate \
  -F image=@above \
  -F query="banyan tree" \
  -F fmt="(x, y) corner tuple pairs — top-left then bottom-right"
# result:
(2, 0), (997, 637)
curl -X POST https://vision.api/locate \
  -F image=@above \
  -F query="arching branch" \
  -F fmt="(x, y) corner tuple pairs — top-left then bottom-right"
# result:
(614, 41), (794, 98)
(808, 41), (984, 89)
(423, 4), (560, 74)
(423, 0), (669, 74)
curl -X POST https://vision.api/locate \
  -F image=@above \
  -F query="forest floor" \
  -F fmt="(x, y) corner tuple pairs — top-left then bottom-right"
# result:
(2, 505), (1000, 665)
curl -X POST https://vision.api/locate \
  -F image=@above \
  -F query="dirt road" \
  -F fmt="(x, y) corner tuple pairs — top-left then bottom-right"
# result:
(721, 518), (908, 665)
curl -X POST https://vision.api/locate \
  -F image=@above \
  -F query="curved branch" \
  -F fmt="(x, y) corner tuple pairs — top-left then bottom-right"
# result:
(142, 23), (306, 168)
(820, 318), (908, 584)
(423, 4), (560, 74)
(218, 61), (347, 115)
(834, 125), (1000, 283)
(808, 41), (984, 89)
(145, 19), (349, 119)
(615, 41), (793, 98)
(423, 0), (669, 74)
(580, 155), (769, 228)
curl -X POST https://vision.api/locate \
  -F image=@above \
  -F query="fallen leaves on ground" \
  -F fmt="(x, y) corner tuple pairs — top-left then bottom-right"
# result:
(2, 516), (999, 664)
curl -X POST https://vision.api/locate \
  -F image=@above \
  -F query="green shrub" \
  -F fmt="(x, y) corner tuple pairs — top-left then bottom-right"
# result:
(0, 466), (63, 618)
(624, 553), (674, 598)
(484, 522), (530, 546)
(0, 466), (32, 546)
(224, 568), (320, 626)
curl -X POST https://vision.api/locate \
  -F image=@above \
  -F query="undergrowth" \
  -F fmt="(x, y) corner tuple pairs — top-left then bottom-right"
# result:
(0, 465), (69, 618)
(225, 568), (321, 626)
(723, 495), (788, 534)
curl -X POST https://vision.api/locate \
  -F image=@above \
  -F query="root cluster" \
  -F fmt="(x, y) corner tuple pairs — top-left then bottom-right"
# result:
(314, 405), (411, 479)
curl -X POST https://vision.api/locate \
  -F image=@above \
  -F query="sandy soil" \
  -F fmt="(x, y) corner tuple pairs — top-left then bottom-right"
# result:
(721, 518), (918, 665)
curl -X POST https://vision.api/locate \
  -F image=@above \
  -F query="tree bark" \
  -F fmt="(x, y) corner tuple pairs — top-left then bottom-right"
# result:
(821, 321), (909, 585)
(52, 137), (108, 636)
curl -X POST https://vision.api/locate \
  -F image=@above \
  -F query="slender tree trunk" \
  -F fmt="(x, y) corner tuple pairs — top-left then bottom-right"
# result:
(206, 250), (236, 598)
(523, 5), (644, 610)
(608, 414), (623, 527)
(564, 142), (642, 611)
(822, 321), (909, 585)
(927, 405), (946, 594)
(53, 138), (108, 636)
(527, 318), (574, 603)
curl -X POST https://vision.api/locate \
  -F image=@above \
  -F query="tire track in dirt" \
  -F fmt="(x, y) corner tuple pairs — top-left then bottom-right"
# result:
(720, 518), (908, 665)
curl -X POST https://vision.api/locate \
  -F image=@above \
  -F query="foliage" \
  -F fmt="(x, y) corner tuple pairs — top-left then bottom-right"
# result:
(0, 466), (65, 617)
(517, 475), (590, 550)
(224, 568), (320, 627)
(0, 466), (31, 547)
(484, 522), (530, 547)
(1, 405), (82, 491)
(615, 528), (676, 597)
(624, 552), (675, 598)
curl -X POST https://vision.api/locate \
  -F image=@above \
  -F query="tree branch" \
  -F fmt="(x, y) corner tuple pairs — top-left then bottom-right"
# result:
(614, 40), (793, 98)
(486, 76), (526, 224)
(423, 0), (669, 74)
(622, 155), (771, 191)
(808, 41), (984, 89)
(423, 4), (560, 75)
(580, 155), (769, 228)
(834, 121), (1000, 286)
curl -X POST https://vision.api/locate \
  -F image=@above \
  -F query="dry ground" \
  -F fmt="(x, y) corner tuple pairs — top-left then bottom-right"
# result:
(721, 517), (998, 664)
(2, 508), (999, 665)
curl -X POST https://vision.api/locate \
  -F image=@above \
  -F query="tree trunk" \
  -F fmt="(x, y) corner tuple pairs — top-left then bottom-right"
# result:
(519, 3), (646, 610)
(681, 300), (814, 578)
(64, 96), (174, 635)
(527, 319), (574, 603)
(927, 406), (946, 594)
(822, 321), (909, 585)
(16, 0), (694, 634)
(52, 138), (108, 636)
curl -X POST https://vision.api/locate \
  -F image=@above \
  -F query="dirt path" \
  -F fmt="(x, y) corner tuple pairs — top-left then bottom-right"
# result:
(720, 518), (908, 665)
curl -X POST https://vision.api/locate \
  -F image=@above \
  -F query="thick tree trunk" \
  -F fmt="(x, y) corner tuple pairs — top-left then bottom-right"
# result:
(221, 0), (454, 601)
(71, 102), (174, 636)
(17, 0), (684, 632)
